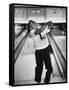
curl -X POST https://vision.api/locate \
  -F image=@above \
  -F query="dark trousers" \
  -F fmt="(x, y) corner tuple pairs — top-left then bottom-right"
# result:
(35, 45), (53, 83)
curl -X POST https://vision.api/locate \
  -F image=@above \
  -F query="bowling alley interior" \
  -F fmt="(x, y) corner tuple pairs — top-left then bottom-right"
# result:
(14, 4), (67, 85)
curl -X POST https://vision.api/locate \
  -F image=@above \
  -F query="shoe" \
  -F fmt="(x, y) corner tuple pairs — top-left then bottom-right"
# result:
(44, 79), (50, 84)
(35, 79), (41, 84)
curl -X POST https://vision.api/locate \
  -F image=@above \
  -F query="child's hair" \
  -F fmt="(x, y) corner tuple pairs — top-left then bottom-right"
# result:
(28, 20), (38, 30)
(47, 21), (54, 29)
(29, 20), (36, 25)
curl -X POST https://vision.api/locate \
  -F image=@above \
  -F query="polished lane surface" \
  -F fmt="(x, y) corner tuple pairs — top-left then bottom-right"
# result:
(14, 29), (66, 85)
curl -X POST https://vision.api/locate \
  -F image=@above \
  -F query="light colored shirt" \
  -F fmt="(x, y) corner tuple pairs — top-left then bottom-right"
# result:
(30, 25), (50, 50)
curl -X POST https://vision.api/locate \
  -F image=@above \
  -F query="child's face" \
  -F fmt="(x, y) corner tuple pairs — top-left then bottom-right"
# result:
(45, 25), (50, 32)
(29, 23), (33, 30)
(30, 22), (38, 30)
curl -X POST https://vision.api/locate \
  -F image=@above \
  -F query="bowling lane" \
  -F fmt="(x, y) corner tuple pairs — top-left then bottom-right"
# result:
(15, 30), (27, 49)
(48, 34), (66, 78)
(51, 29), (66, 60)
(15, 37), (36, 85)
(50, 54), (66, 83)
(15, 34), (66, 85)
(53, 36), (66, 60)
(14, 30), (29, 62)
(15, 52), (65, 85)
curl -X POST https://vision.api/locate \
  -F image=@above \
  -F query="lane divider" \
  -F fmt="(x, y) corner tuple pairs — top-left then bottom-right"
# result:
(14, 31), (29, 64)
(47, 34), (66, 79)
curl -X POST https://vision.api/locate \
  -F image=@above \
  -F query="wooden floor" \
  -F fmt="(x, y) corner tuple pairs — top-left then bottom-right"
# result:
(14, 29), (66, 85)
